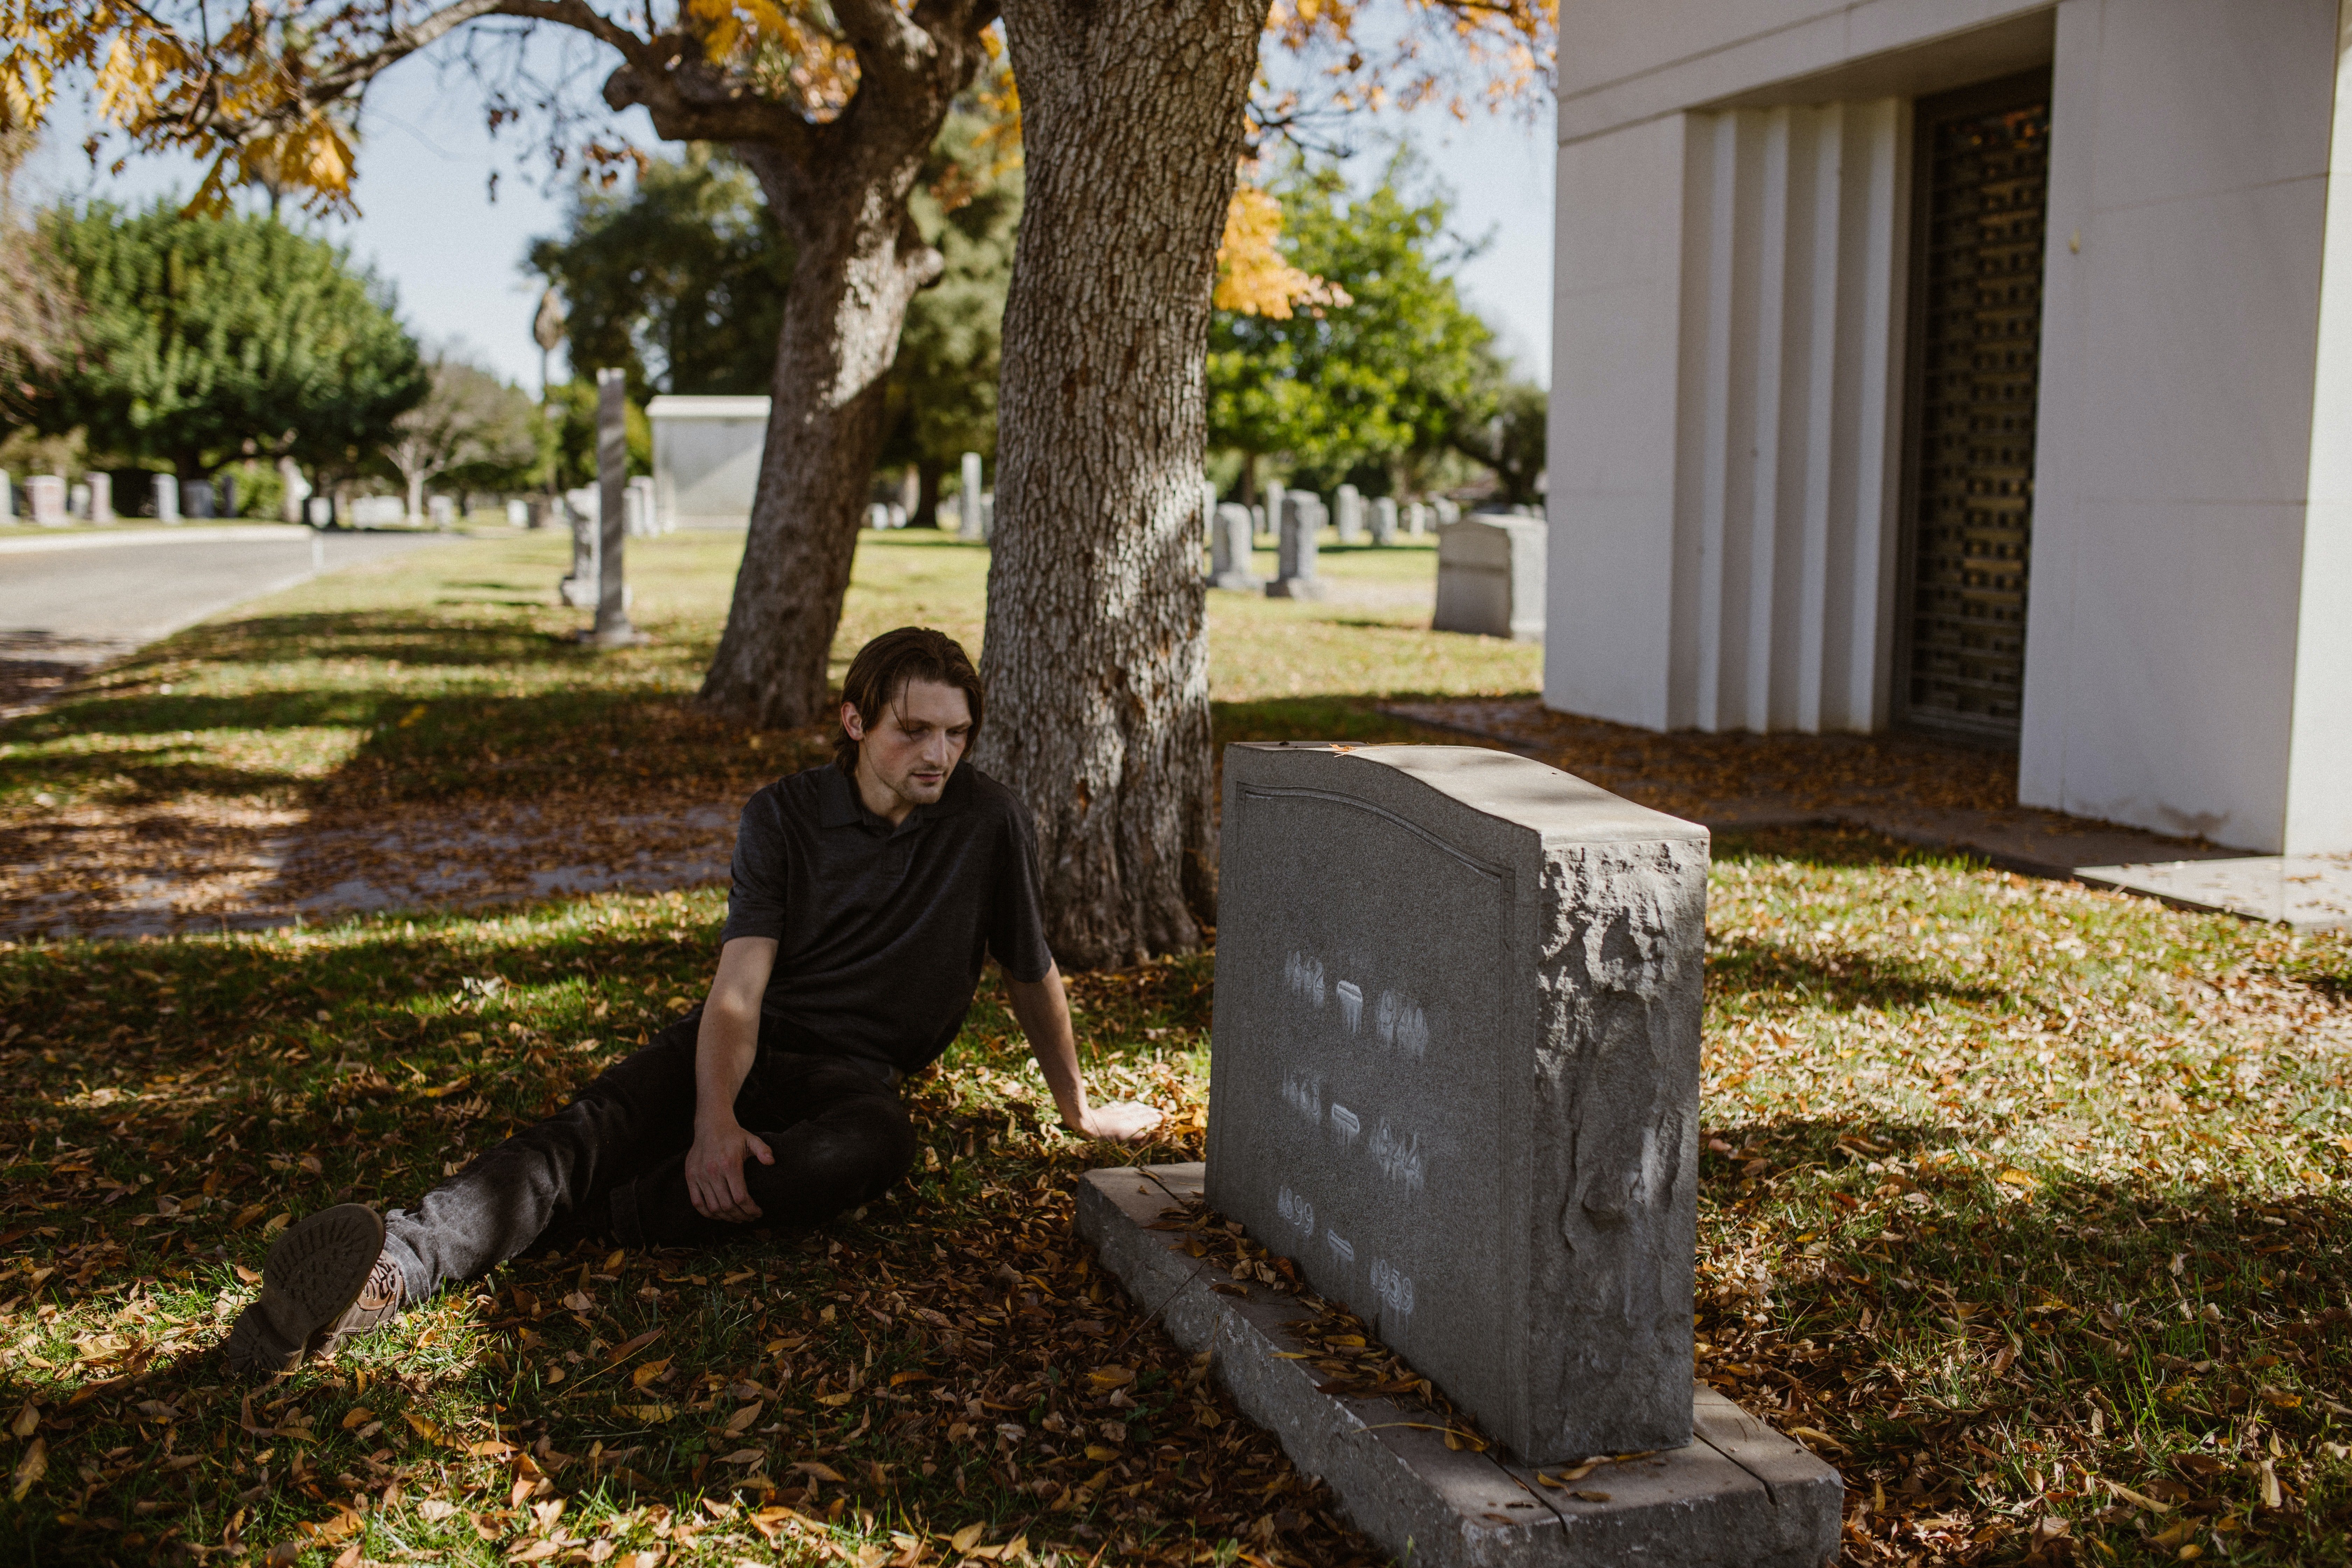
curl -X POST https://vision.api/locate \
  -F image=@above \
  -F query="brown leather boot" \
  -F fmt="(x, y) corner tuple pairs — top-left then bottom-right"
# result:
(223, 1205), (399, 1377)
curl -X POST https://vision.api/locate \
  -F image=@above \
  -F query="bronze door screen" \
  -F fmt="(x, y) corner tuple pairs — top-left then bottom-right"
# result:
(1897, 77), (2050, 739)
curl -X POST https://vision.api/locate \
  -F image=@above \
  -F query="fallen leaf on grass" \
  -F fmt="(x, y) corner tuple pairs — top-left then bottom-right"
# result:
(722, 1401), (761, 1434)
(630, 1357), (671, 1390)
(2105, 1479), (2175, 1515)
(339, 1408), (375, 1431)
(950, 1523), (985, 1553)
(792, 1461), (846, 1483)
(1786, 1425), (1847, 1452)
(10, 1437), (44, 1502)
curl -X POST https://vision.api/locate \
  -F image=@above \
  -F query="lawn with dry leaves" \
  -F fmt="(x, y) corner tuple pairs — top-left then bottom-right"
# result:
(2, 528), (2350, 1567)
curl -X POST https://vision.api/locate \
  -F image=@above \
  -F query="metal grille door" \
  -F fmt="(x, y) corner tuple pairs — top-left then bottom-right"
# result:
(1899, 85), (2049, 738)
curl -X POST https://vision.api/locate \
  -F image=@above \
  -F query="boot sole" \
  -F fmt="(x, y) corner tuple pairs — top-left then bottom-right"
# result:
(223, 1204), (385, 1378)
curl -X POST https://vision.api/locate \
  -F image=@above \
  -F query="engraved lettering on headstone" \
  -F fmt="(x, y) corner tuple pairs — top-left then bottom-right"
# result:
(1371, 1258), (1416, 1316)
(1284, 951), (1327, 1009)
(1280, 1072), (1324, 1123)
(1335, 980), (1363, 1032)
(1276, 1185), (1316, 1237)
(1373, 990), (1429, 1058)
(1369, 1119), (1426, 1192)
(1328, 1103), (1362, 1145)
(1325, 1227), (1356, 1266)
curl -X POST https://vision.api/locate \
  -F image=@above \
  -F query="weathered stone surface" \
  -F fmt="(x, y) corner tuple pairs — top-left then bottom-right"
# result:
(1435, 514), (1546, 641)
(959, 451), (985, 539)
(1207, 743), (1707, 1462)
(1209, 503), (1263, 591)
(1076, 1165), (1841, 1568)
(1336, 483), (1364, 542)
(26, 475), (66, 527)
(1266, 493), (1330, 601)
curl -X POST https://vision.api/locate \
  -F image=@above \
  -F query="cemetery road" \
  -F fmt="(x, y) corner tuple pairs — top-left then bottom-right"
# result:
(0, 528), (456, 716)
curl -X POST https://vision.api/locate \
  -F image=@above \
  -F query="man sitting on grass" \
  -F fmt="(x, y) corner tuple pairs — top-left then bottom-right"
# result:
(226, 625), (1163, 1376)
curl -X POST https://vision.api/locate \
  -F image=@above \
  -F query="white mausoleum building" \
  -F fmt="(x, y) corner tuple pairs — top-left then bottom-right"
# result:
(1545, 1), (2352, 854)
(646, 395), (770, 530)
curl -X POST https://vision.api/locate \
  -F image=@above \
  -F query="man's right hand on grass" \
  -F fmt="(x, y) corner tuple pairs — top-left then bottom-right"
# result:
(686, 1116), (774, 1223)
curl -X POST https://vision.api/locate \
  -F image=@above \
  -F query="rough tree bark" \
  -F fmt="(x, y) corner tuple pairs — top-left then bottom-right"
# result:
(981, 0), (1266, 969)
(676, 2), (996, 725)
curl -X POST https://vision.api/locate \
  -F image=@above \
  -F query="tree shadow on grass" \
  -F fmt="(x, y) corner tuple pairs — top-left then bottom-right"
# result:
(1707, 934), (2005, 1012)
(1688, 1112), (2352, 1562)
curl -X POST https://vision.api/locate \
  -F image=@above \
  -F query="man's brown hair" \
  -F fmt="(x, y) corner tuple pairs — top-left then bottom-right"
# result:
(835, 626), (985, 772)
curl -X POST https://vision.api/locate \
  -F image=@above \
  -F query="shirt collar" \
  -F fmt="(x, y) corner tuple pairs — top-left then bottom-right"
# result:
(818, 761), (973, 832)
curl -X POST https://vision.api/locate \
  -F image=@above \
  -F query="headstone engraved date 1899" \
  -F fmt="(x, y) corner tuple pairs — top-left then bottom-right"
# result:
(1206, 742), (1708, 1463)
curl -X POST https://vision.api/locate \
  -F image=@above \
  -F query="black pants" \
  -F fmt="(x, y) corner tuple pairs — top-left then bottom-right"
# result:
(380, 1011), (917, 1303)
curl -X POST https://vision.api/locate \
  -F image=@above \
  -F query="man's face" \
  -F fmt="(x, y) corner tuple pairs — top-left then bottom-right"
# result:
(844, 678), (973, 816)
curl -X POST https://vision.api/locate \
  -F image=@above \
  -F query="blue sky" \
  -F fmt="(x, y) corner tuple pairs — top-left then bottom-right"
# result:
(25, 36), (1555, 392)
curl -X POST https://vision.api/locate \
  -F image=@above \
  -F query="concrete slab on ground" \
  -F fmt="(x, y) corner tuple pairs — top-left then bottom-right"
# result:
(2076, 857), (2352, 933)
(1074, 1163), (1843, 1568)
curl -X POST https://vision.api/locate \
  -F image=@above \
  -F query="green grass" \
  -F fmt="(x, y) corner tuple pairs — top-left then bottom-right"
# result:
(3, 527), (2348, 1566)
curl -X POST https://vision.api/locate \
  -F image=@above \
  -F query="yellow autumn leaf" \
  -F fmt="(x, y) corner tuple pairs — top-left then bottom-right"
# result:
(950, 1522), (985, 1553)
(631, 1357), (671, 1389)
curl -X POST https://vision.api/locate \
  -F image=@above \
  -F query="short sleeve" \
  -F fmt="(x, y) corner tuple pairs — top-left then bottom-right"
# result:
(988, 796), (1055, 982)
(720, 791), (791, 945)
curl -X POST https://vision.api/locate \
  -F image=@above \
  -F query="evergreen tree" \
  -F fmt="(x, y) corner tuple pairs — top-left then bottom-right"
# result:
(28, 200), (426, 480)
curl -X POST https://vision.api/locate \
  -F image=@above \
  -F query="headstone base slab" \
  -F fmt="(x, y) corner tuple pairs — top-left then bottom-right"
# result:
(1265, 578), (1331, 601)
(1076, 1165), (1841, 1568)
(1208, 571), (1266, 592)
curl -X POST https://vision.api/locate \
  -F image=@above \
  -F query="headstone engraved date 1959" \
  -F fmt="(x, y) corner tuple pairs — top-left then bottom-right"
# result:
(1207, 742), (1707, 1463)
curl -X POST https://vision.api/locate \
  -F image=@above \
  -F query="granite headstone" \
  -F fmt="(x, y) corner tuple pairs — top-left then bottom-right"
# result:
(1370, 496), (1398, 546)
(590, 367), (638, 645)
(1335, 483), (1364, 543)
(1433, 514), (1546, 642)
(1266, 493), (1328, 601)
(88, 473), (113, 524)
(26, 474), (66, 527)
(152, 474), (180, 524)
(1206, 743), (1708, 1463)
(1209, 503), (1263, 591)
(959, 452), (985, 540)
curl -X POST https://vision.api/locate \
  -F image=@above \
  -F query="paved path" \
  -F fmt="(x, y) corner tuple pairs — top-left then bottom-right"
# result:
(0, 527), (451, 716)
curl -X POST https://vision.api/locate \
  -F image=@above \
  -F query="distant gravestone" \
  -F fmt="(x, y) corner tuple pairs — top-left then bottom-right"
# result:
(1334, 484), (1364, 544)
(1, 472), (12, 521)
(560, 487), (597, 606)
(506, 499), (530, 528)
(428, 495), (457, 528)
(1207, 742), (1709, 1462)
(305, 496), (335, 528)
(350, 496), (405, 527)
(1433, 497), (1460, 528)
(1433, 514), (1546, 642)
(182, 479), (217, 519)
(68, 482), (89, 520)
(625, 475), (659, 537)
(152, 474), (180, 524)
(1203, 479), (1218, 547)
(1370, 496), (1398, 546)
(589, 366), (638, 646)
(1208, 504), (1262, 591)
(88, 473), (112, 525)
(1406, 502), (1429, 537)
(1266, 493), (1329, 601)
(1262, 481), (1285, 540)
(959, 452), (985, 540)
(27, 474), (67, 527)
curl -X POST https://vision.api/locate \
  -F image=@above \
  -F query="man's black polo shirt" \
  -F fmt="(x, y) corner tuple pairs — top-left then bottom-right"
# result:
(719, 761), (1054, 1074)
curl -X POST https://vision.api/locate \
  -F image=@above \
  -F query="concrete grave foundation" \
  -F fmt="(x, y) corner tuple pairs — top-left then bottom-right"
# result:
(1077, 1165), (1842, 1568)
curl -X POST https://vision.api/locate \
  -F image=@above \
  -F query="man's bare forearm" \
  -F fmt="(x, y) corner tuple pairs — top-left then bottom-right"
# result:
(1004, 966), (1088, 1126)
(694, 1001), (760, 1130)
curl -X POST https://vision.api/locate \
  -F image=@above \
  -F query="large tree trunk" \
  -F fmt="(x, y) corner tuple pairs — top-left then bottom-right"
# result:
(687, 8), (995, 727)
(699, 150), (946, 725)
(983, 0), (1265, 969)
